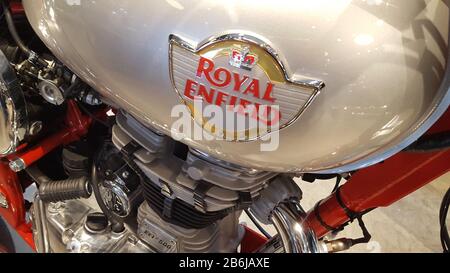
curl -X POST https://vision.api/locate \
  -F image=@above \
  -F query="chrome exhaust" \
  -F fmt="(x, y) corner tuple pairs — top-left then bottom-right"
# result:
(270, 198), (323, 253)
(257, 198), (323, 253)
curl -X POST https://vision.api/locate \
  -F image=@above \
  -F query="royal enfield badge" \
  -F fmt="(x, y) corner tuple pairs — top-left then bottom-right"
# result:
(229, 46), (258, 71)
(169, 33), (324, 141)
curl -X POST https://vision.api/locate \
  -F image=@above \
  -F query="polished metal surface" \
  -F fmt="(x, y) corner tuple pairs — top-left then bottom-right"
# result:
(34, 196), (244, 253)
(42, 198), (153, 253)
(269, 199), (322, 253)
(98, 178), (132, 217)
(38, 80), (65, 106)
(0, 50), (28, 156)
(24, 0), (450, 172)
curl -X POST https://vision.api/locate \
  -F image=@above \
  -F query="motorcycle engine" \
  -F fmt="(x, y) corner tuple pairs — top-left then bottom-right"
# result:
(40, 110), (297, 253)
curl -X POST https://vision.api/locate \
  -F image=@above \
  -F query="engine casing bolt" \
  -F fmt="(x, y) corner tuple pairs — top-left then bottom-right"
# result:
(9, 158), (26, 172)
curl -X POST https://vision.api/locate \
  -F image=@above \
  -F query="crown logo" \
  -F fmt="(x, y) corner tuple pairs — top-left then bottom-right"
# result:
(229, 47), (258, 71)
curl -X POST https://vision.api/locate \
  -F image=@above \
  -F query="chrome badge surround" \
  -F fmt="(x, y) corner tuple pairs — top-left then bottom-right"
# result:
(169, 33), (325, 141)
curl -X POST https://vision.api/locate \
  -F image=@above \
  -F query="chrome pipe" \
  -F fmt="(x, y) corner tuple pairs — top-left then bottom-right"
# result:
(261, 198), (323, 253)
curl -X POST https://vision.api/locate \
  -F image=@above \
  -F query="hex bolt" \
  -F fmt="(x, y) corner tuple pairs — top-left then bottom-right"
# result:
(9, 158), (26, 172)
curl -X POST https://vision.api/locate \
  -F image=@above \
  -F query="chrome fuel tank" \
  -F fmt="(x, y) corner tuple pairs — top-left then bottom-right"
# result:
(23, 0), (450, 173)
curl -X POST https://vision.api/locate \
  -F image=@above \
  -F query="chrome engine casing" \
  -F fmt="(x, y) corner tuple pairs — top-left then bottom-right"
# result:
(41, 199), (153, 253)
(36, 111), (268, 253)
(40, 197), (244, 253)
(23, 0), (450, 173)
(0, 50), (28, 156)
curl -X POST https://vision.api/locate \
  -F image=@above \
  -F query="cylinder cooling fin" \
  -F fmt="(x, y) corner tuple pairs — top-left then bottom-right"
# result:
(142, 177), (230, 229)
(109, 111), (278, 230)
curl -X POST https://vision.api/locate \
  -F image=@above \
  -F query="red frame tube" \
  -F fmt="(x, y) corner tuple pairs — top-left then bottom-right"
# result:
(0, 163), (34, 248)
(306, 149), (450, 238)
(240, 225), (269, 253)
(10, 100), (92, 170)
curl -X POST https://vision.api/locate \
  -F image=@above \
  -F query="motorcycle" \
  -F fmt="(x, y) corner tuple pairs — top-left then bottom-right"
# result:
(0, 0), (449, 253)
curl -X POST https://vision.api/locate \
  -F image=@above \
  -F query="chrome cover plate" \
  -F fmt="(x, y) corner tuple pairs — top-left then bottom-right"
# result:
(0, 50), (28, 156)
(138, 218), (177, 253)
(44, 199), (153, 253)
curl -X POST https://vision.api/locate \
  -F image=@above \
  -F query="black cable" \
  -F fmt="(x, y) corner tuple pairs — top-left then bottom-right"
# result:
(331, 176), (342, 193)
(351, 215), (372, 245)
(244, 209), (272, 239)
(1, 0), (47, 67)
(440, 187), (450, 253)
(64, 77), (82, 99)
(2, 0), (30, 56)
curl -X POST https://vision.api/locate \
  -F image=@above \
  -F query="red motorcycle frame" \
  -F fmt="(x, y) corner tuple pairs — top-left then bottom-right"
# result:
(0, 100), (93, 249)
(1, 101), (449, 252)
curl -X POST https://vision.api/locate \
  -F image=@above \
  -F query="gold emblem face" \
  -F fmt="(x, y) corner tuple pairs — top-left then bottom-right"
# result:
(169, 33), (324, 141)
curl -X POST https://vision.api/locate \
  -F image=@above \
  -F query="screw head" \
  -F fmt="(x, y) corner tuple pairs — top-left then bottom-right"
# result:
(48, 202), (65, 214)
(9, 158), (26, 172)
(29, 121), (43, 136)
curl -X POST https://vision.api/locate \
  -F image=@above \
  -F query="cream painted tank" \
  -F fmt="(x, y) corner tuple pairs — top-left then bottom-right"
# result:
(23, 0), (450, 173)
